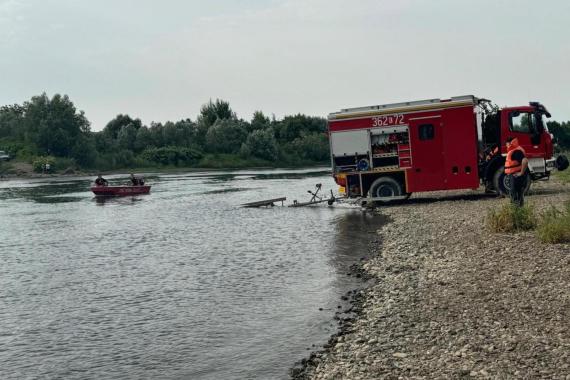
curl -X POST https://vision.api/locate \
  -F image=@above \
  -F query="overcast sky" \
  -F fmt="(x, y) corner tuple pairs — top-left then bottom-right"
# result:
(1, 0), (569, 130)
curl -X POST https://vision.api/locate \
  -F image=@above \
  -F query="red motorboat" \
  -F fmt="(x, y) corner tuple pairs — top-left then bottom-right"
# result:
(91, 185), (151, 196)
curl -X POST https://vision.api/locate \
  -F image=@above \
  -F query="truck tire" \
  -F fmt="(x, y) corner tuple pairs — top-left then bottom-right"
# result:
(492, 166), (508, 196)
(369, 177), (403, 199)
(493, 166), (531, 196)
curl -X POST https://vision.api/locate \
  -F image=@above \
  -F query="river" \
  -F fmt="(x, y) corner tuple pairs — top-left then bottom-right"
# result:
(0, 168), (384, 379)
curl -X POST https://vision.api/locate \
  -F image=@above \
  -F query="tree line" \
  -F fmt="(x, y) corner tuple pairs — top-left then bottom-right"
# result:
(546, 120), (570, 153)
(0, 94), (330, 171)
(1, 93), (569, 173)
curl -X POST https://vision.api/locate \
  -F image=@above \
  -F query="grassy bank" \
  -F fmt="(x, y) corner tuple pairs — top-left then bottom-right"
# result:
(554, 169), (570, 183)
(486, 198), (570, 244)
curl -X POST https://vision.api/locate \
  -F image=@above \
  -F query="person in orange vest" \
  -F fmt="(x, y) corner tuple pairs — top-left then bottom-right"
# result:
(504, 137), (529, 206)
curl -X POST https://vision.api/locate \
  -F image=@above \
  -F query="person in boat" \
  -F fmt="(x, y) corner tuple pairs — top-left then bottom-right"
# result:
(94, 174), (108, 186)
(129, 173), (145, 186)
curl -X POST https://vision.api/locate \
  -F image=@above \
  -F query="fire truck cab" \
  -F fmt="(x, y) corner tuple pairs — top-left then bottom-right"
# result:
(328, 95), (567, 202)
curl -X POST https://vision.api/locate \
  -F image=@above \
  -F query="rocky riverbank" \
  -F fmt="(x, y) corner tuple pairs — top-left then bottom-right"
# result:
(293, 179), (570, 379)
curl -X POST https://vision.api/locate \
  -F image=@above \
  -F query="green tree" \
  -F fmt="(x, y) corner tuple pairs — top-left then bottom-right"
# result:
(274, 114), (327, 142)
(240, 128), (278, 161)
(117, 124), (138, 151)
(71, 134), (97, 167)
(148, 122), (165, 147)
(141, 146), (202, 166)
(134, 126), (154, 153)
(198, 99), (236, 127)
(23, 93), (90, 157)
(250, 111), (270, 132)
(195, 99), (236, 147)
(103, 114), (142, 139)
(284, 132), (330, 161)
(205, 119), (247, 154)
(172, 119), (196, 147)
(547, 121), (570, 151)
(0, 104), (24, 140)
(93, 131), (117, 153)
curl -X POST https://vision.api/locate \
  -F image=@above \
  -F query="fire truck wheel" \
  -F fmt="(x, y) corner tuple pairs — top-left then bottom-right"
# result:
(369, 177), (402, 199)
(492, 166), (509, 196)
(493, 167), (531, 196)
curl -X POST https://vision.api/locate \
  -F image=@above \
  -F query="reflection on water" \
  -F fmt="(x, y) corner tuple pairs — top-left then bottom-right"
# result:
(34, 196), (85, 204)
(200, 187), (254, 195)
(94, 196), (147, 206)
(0, 168), (384, 380)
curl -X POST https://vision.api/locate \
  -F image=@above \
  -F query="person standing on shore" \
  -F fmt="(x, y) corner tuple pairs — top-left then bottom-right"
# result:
(504, 137), (528, 206)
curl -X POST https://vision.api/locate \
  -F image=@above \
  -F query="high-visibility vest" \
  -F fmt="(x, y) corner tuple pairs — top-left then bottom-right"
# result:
(505, 146), (525, 174)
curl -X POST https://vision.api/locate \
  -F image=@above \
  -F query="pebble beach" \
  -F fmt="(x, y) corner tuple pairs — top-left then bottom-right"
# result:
(293, 178), (570, 379)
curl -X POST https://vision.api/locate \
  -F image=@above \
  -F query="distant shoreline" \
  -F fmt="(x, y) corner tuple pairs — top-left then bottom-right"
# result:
(0, 163), (331, 181)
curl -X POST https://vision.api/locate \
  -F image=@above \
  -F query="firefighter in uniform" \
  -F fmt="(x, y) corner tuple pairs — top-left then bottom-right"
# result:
(504, 137), (529, 206)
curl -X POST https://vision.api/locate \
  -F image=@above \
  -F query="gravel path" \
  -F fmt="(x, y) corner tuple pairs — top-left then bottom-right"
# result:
(293, 179), (570, 379)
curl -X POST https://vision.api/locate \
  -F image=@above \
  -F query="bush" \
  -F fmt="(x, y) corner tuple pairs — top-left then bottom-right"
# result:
(240, 129), (278, 161)
(32, 156), (77, 173)
(54, 157), (77, 172)
(537, 201), (570, 243)
(71, 135), (97, 167)
(93, 150), (137, 170)
(198, 153), (271, 169)
(0, 140), (36, 159)
(141, 146), (203, 166)
(487, 202), (537, 233)
(274, 114), (327, 142)
(205, 119), (247, 154)
(282, 132), (330, 162)
(32, 156), (56, 172)
(115, 149), (136, 167)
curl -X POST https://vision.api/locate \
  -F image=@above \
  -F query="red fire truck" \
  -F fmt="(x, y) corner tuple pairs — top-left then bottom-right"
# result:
(328, 95), (568, 202)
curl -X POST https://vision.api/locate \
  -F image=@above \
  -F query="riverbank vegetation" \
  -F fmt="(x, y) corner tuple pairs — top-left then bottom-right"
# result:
(536, 200), (570, 243)
(1, 93), (569, 175)
(554, 154), (570, 183)
(487, 199), (570, 244)
(486, 203), (537, 233)
(0, 93), (330, 173)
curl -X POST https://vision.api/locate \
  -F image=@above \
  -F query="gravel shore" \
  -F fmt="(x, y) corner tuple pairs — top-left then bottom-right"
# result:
(293, 179), (570, 379)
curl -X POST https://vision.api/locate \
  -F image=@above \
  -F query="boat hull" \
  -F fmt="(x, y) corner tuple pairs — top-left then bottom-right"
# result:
(91, 185), (151, 196)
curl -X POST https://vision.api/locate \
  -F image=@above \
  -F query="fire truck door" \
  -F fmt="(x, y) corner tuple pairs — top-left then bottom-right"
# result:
(507, 111), (544, 158)
(407, 117), (445, 192)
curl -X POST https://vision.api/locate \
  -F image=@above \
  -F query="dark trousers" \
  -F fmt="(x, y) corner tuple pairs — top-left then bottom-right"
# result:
(508, 174), (525, 207)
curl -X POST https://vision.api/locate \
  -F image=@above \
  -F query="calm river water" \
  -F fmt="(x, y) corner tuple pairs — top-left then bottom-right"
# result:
(0, 168), (384, 379)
